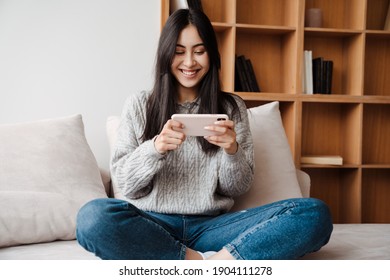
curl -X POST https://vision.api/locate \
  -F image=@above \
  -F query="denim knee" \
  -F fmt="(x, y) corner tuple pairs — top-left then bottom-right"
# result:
(302, 198), (333, 248)
(76, 198), (124, 243)
(76, 198), (186, 260)
(311, 198), (333, 229)
(224, 198), (333, 259)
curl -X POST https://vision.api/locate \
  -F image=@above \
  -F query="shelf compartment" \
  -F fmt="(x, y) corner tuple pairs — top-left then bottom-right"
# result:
(362, 104), (390, 164)
(304, 33), (365, 96)
(235, 30), (298, 94)
(302, 168), (361, 223)
(201, 0), (235, 24)
(362, 168), (390, 223)
(236, 0), (300, 27)
(305, 0), (365, 30)
(364, 35), (390, 96)
(301, 102), (362, 165)
(366, 0), (390, 31)
(214, 26), (235, 92)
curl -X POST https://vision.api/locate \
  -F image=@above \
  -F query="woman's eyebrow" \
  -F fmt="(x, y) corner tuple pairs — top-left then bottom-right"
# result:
(176, 43), (205, 48)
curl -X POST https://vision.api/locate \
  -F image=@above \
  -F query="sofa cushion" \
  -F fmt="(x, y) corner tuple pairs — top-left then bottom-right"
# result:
(230, 102), (302, 211)
(0, 115), (107, 248)
(107, 101), (302, 210)
(106, 115), (126, 200)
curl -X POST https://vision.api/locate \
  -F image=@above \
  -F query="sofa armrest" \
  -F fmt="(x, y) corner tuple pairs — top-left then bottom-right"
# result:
(99, 168), (111, 197)
(296, 169), (310, 198)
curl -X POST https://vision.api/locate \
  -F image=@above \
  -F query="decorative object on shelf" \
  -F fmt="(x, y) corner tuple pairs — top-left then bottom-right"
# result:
(385, 2), (390, 30)
(187, 0), (203, 11)
(235, 55), (260, 92)
(169, 0), (202, 14)
(301, 155), (343, 166)
(169, 0), (188, 13)
(312, 57), (333, 94)
(305, 8), (323, 28)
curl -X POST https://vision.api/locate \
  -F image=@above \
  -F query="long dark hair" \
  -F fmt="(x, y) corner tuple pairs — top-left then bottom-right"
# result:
(142, 8), (240, 154)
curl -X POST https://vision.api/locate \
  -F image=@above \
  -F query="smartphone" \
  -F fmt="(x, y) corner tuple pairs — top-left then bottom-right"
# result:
(171, 114), (229, 136)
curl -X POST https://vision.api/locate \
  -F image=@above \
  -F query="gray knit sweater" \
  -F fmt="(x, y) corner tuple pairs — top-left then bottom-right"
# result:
(111, 91), (254, 215)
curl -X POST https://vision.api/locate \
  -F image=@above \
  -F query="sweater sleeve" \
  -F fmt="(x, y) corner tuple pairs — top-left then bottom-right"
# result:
(217, 96), (254, 197)
(110, 92), (166, 199)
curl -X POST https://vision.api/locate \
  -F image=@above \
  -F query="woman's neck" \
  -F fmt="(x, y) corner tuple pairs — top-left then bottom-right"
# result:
(177, 87), (199, 104)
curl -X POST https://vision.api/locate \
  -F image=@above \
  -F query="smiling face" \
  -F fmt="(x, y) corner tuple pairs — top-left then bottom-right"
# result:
(171, 24), (210, 102)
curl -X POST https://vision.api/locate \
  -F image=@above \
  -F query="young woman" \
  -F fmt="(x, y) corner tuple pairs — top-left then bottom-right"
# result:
(76, 8), (332, 260)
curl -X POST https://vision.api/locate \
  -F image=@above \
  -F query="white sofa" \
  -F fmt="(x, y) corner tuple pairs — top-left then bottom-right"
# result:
(1, 102), (389, 260)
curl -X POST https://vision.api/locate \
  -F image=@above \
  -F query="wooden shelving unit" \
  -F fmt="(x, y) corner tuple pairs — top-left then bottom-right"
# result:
(161, 0), (390, 223)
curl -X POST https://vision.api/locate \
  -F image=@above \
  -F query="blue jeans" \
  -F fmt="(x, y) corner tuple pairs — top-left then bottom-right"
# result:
(76, 197), (332, 260)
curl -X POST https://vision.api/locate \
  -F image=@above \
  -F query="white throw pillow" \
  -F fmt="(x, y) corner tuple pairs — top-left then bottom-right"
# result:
(230, 102), (302, 211)
(0, 115), (107, 248)
(106, 116), (126, 200)
(107, 101), (302, 211)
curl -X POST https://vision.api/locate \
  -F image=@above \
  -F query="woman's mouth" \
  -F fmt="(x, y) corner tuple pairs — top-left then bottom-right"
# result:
(181, 69), (199, 77)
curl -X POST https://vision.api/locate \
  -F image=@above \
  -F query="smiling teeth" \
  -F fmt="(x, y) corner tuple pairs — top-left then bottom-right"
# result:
(182, 70), (197, 76)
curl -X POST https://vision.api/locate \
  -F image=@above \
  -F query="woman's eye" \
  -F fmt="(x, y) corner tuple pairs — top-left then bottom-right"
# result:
(194, 50), (205, 55)
(175, 51), (185, 55)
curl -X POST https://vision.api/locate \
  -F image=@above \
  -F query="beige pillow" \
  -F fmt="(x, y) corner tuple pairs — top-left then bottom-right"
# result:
(0, 115), (107, 248)
(231, 102), (302, 211)
(107, 101), (302, 211)
(106, 116), (126, 200)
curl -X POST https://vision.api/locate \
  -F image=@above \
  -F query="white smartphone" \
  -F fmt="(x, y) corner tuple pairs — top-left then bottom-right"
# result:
(171, 114), (229, 136)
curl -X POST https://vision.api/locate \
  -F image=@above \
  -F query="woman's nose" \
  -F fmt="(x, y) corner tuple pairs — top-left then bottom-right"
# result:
(183, 53), (196, 67)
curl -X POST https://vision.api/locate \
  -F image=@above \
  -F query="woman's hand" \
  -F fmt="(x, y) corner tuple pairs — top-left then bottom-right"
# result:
(204, 120), (238, 155)
(154, 119), (185, 154)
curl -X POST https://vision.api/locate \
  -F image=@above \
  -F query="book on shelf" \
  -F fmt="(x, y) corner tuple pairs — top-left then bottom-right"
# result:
(301, 155), (343, 165)
(235, 55), (260, 92)
(312, 57), (323, 94)
(303, 50), (313, 94)
(245, 58), (261, 92)
(323, 60), (333, 94)
(235, 55), (249, 91)
(234, 60), (243, 92)
(312, 57), (333, 94)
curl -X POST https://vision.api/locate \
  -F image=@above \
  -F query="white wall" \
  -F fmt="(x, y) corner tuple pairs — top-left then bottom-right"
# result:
(0, 0), (160, 169)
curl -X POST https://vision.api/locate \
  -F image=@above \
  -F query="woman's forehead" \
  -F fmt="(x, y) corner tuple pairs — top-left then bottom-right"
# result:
(177, 24), (203, 47)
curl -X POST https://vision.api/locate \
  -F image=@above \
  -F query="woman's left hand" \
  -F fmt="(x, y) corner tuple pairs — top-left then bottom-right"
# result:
(204, 120), (238, 155)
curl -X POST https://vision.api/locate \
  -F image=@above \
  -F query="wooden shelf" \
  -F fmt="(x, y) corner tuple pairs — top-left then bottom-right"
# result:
(362, 104), (390, 165)
(161, 0), (390, 223)
(304, 28), (363, 37)
(236, 0), (300, 27)
(237, 24), (296, 34)
(364, 36), (390, 96)
(362, 169), (390, 223)
(302, 167), (362, 223)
